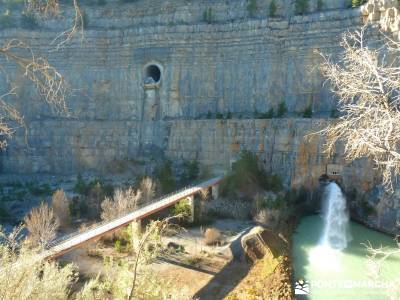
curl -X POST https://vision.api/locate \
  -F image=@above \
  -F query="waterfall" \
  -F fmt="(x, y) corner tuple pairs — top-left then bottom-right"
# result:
(308, 182), (351, 272)
(320, 182), (351, 250)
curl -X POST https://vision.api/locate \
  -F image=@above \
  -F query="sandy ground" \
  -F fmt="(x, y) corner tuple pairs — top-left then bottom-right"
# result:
(59, 219), (255, 299)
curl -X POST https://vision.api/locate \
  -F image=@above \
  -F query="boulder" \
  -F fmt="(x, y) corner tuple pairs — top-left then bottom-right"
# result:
(240, 226), (288, 263)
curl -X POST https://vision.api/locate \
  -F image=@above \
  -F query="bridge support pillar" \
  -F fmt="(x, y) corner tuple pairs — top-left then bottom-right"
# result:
(130, 220), (142, 250)
(187, 195), (195, 223)
(212, 185), (219, 200)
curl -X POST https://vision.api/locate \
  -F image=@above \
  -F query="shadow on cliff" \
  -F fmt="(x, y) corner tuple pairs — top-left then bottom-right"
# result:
(192, 227), (253, 300)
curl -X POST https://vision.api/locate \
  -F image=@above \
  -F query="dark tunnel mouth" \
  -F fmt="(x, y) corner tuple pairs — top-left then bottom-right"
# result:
(145, 64), (161, 83)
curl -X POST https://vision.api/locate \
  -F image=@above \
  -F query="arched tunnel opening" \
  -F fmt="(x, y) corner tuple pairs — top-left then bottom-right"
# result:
(144, 64), (161, 83)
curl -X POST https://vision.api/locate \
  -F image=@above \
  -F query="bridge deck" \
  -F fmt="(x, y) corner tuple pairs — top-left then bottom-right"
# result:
(43, 176), (223, 259)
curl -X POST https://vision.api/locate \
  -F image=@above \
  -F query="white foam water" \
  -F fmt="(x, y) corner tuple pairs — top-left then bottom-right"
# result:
(308, 182), (351, 272)
(320, 182), (351, 250)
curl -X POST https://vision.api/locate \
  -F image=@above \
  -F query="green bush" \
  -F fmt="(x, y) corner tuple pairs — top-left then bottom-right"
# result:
(256, 109), (274, 119)
(303, 104), (313, 118)
(216, 113), (224, 119)
(182, 160), (200, 183)
(247, 0), (257, 17)
(155, 161), (176, 194)
(226, 112), (232, 119)
(264, 174), (283, 192)
(253, 109), (259, 118)
(7, 181), (23, 188)
(73, 174), (88, 195)
(73, 175), (113, 197)
(114, 240), (122, 253)
(317, 0), (324, 11)
(172, 199), (191, 218)
(220, 150), (283, 196)
(277, 101), (287, 117)
(360, 197), (376, 216)
(265, 108), (274, 119)
(69, 196), (89, 219)
(269, 0), (277, 17)
(295, 0), (309, 15)
(254, 194), (284, 210)
(21, 11), (38, 29)
(254, 187), (308, 213)
(25, 181), (53, 196)
(203, 7), (213, 24)
(284, 186), (309, 206)
(206, 110), (212, 119)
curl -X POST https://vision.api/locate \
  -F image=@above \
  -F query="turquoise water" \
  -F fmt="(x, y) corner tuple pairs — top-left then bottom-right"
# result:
(293, 215), (400, 299)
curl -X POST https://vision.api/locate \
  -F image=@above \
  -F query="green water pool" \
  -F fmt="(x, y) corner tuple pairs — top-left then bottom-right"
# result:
(292, 215), (400, 299)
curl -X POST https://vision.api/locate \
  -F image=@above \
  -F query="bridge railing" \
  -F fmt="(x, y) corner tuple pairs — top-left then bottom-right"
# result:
(46, 176), (223, 250)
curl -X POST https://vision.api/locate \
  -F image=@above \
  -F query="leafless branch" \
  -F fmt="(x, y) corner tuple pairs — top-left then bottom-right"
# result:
(315, 27), (400, 192)
(25, 0), (60, 17)
(101, 187), (143, 221)
(24, 202), (60, 248)
(51, 0), (84, 50)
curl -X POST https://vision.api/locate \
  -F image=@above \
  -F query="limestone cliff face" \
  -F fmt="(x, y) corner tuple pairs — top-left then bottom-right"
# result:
(0, 2), (364, 174)
(0, 1), (397, 231)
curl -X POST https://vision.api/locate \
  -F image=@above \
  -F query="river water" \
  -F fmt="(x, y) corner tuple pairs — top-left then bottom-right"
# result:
(293, 215), (400, 299)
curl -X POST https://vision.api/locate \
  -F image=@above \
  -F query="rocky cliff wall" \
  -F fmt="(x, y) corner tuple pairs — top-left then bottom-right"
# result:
(0, 3), (365, 174)
(0, 1), (397, 234)
(165, 118), (376, 190)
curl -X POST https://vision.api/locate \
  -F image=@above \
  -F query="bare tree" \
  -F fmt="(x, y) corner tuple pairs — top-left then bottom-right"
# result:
(319, 26), (400, 299)
(101, 187), (143, 221)
(76, 218), (189, 300)
(318, 27), (400, 191)
(51, 0), (85, 50)
(52, 189), (69, 229)
(128, 217), (183, 300)
(25, 0), (84, 50)
(24, 202), (60, 248)
(363, 238), (400, 299)
(139, 177), (156, 203)
(0, 39), (69, 147)
(0, 0), (85, 147)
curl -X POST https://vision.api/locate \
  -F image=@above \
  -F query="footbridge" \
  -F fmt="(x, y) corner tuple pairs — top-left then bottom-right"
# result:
(43, 176), (223, 260)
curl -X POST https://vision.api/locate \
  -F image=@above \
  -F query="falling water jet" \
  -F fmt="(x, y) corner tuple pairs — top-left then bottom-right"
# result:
(320, 182), (351, 250)
(308, 182), (351, 272)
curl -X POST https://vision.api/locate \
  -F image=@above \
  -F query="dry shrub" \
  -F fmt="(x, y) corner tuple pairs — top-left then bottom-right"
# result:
(101, 187), (142, 221)
(199, 188), (209, 201)
(204, 227), (222, 246)
(24, 202), (59, 248)
(52, 189), (69, 229)
(139, 177), (156, 203)
(0, 225), (77, 300)
(318, 28), (400, 191)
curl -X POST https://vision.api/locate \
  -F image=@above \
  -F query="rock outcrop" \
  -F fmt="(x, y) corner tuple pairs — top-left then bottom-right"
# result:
(241, 226), (287, 262)
(362, 0), (400, 39)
